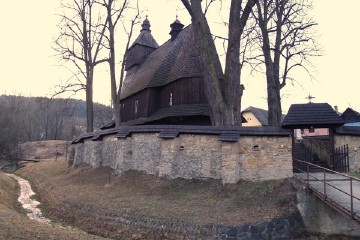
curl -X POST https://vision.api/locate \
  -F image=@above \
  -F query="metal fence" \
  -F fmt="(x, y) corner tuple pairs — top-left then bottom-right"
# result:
(294, 159), (360, 223)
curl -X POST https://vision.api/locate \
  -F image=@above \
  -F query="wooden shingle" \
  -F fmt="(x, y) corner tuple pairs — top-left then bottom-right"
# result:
(282, 103), (344, 129)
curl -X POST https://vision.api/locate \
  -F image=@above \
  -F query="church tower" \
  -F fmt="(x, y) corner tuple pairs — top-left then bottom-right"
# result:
(125, 17), (159, 71)
(169, 17), (184, 41)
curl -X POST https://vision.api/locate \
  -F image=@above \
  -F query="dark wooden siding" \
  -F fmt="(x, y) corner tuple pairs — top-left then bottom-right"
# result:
(120, 77), (207, 123)
(147, 88), (160, 116)
(160, 77), (206, 109)
(120, 89), (151, 122)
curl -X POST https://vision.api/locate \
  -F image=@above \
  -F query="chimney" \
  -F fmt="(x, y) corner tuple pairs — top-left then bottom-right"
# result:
(169, 17), (184, 41)
(334, 105), (339, 114)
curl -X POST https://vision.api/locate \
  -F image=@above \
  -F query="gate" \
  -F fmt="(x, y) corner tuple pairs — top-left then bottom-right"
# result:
(293, 140), (349, 173)
(292, 138), (331, 172)
(332, 144), (349, 172)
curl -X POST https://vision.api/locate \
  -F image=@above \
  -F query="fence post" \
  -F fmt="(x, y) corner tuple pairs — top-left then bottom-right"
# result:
(332, 146), (335, 171)
(347, 144), (349, 172)
(55, 145), (58, 161)
(341, 145), (344, 172)
(350, 178), (354, 218)
(323, 169), (327, 198)
(307, 162), (310, 188)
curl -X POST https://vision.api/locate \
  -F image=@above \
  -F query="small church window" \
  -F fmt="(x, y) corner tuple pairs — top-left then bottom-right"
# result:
(169, 92), (173, 106)
(122, 103), (125, 108)
(134, 100), (138, 114)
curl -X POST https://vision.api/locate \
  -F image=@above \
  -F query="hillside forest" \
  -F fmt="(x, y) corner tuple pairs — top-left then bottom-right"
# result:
(0, 94), (112, 160)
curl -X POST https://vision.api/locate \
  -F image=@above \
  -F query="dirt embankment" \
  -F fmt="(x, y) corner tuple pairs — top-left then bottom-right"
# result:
(0, 171), (107, 240)
(2, 141), (355, 239)
(4, 140), (306, 238)
(19, 140), (70, 160)
(14, 160), (305, 239)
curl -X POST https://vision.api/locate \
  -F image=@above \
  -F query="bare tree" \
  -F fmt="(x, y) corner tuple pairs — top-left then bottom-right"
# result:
(93, 102), (113, 127)
(0, 96), (25, 162)
(254, 0), (320, 126)
(54, 0), (109, 132)
(180, 0), (257, 126)
(98, 0), (140, 127)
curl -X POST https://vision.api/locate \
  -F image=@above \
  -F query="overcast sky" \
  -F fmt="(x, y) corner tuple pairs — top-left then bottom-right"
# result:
(1, 1), (359, 113)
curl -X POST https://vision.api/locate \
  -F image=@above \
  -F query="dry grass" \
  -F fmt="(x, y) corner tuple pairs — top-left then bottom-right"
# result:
(13, 160), (301, 239)
(0, 172), (107, 240)
(1, 140), (354, 239)
(19, 140), (70, 160)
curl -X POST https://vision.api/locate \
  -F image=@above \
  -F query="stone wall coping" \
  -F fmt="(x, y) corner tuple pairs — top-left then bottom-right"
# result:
(72, 125), (292, 144)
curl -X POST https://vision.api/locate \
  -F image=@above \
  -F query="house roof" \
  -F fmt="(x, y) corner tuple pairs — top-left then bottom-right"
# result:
(243, 106), (270, 125)
(242, 106), (286, 126)
(336, 126), (360, 136)
(120, 25), (202, 100)
(341, 107), (360, 123)
(282, 103), (344, 129)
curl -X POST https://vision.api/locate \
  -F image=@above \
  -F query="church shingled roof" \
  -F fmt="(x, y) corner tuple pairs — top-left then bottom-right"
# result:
(121, 25), (202, 100)
(129, 17), (159, 49)
(282, 103), (344, 129)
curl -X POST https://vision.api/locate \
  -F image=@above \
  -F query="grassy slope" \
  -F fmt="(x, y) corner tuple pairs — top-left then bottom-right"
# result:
(14, 160), (301, 239)
(0, 172), (107, 240)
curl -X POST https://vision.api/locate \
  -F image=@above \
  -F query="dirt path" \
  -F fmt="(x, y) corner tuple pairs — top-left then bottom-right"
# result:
(6, 173), (51, 224)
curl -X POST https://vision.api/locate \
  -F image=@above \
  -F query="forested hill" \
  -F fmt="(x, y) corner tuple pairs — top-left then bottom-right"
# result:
(0, 94), (112, 142)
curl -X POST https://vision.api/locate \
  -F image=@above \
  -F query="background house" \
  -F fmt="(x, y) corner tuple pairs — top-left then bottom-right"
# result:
(341, 108), (360, 126)
(241, 106), (269, 127)
(241, 106), (286, 127)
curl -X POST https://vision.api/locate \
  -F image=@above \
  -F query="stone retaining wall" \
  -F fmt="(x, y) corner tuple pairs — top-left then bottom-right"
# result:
(70, 127), (293, 183)
(335, 134), (360, 172)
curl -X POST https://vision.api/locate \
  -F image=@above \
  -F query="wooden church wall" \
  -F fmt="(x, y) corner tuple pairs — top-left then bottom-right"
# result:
(120, 77), (207, 123)
(120, 89), (151, 122)
(159, 77), (206, 109)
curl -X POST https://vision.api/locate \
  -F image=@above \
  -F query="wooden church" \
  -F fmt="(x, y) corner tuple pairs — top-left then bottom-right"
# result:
(119, 17), (211, 125)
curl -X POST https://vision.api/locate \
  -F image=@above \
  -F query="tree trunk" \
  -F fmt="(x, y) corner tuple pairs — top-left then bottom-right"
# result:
(86, 69), (94, 132)
(256, 0), (282, 127)
(182, 0), (256, 126)
(266, 73), (282, 126)
(108, 13), (121, 127)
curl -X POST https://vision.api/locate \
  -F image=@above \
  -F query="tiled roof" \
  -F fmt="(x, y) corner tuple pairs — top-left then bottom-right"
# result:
(242, 106), (286, 126)
(341, 107), (360, 123)
(282, 103), (344, 128)
(72, 125), (292, 144)
(100, 119), (115, 130)
(243, 106), (270, 125)
(336, 126), (360, 136)
(120, 25), (202, 100)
